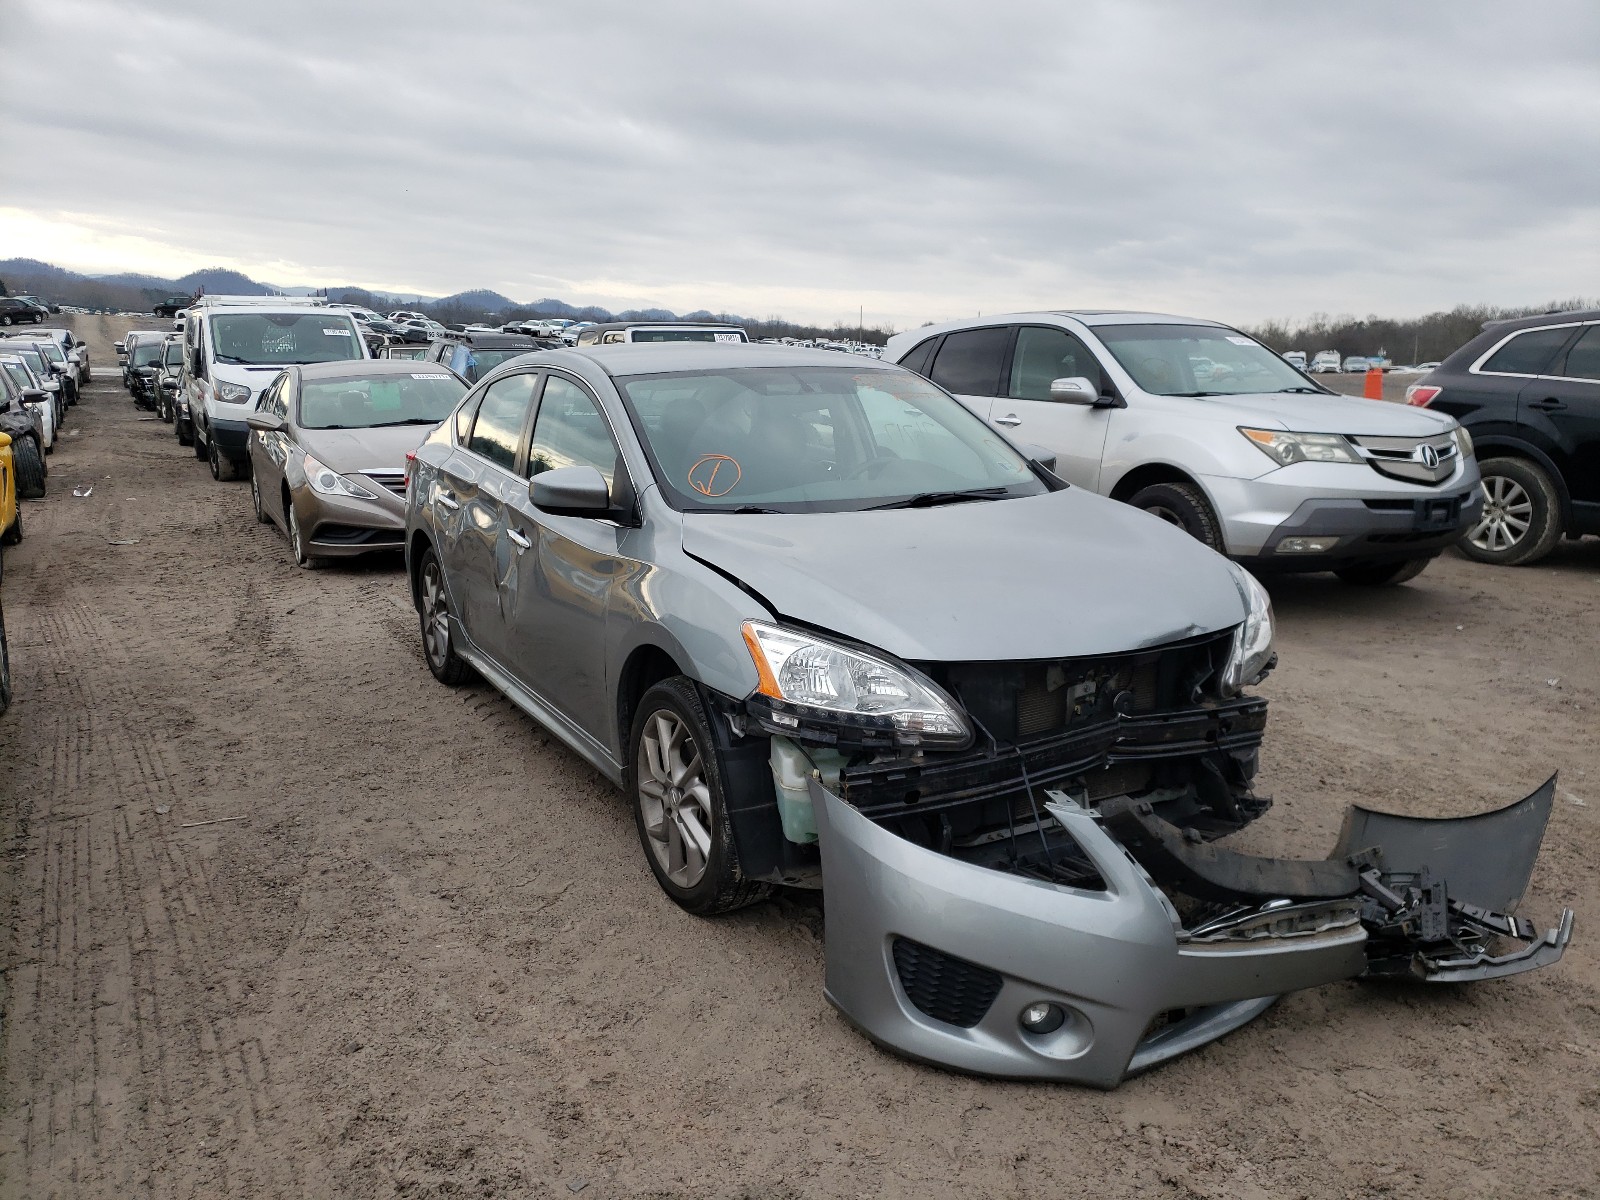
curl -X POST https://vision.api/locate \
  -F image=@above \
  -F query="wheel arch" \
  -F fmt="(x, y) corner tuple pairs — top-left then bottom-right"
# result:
(1108, 461), (1206, 504)
(1468, 436), (1572, 522)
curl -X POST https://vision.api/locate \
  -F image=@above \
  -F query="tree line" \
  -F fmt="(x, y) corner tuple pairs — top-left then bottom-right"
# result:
(1244, 298), (1596, 364)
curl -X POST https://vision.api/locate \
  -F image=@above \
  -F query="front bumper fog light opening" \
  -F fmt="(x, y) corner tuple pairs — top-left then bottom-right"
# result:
(1019, 1002), (1067, 1035)
(1275, 536), (1340, 554)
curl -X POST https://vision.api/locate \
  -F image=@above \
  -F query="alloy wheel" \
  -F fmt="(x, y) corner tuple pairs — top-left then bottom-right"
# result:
(288, 506), (308, 564)
(420, 559), (452, 669)
(1468, 475), (1532, 554)
(636, 710), (713, 889)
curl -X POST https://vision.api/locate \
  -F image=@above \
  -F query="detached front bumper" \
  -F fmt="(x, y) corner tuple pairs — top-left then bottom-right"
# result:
(813, 776), (1570, 1088)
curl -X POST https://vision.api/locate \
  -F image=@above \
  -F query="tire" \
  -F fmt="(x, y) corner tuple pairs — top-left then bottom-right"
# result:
(1127, 481), (1225, 552)
(1, 506), (20, 546)
(1334, 555), (1434, 586)
(63, 379), (78, 406)
(0, 588), (10, 716)
(0, 316), (11, 327)
(286, 503), (321, 569)
(250, 471), (271, 523)
(416, 545), (468, 684)
(13, 436), (45, 499)
(627, 677), (770, 916)
(177, 417), (193, 446)
(1459, 457), (1563, 566)
(209, 436), (239, 481)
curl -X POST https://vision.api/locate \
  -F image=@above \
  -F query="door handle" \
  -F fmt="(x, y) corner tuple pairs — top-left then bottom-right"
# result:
(1528, 398), (1567, 412)
(507, 528), (531, 550)
(435, 491), (460, 511)
(993, 414), (1022, 427)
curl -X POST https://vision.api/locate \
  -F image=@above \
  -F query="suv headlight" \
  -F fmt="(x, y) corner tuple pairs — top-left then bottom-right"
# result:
(1240, 428), (1362, 467)
(303, 453), (378, 499)
(217, 380), (251, 403)
(741, 620), (970, 746)
(1452, 424), (1473, 460)
(1222, 564), (1275, 695)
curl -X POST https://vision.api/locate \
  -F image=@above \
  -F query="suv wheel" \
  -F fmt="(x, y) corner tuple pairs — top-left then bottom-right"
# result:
(1461, 457), (1563, 566)
(1127, 481), (1224, 551)
(627, 678), (770, 916)
(1334, 555), (1434, 586)
(416, 546), (468, 684)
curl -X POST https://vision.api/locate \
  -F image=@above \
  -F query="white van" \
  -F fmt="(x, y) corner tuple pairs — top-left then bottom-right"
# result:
(1309, 350), (1341, 373)
(181, 296), (367, 481)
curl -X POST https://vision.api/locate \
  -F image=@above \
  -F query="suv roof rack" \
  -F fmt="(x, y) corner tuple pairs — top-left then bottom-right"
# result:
(188, 295), (330, 310)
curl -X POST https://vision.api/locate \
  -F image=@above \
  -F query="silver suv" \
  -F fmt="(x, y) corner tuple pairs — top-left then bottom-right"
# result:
(883, 312), (1480, 585)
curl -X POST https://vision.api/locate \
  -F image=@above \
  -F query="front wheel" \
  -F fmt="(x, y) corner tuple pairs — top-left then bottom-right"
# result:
(208, 436), (239, 481)
(416, 546), (468, 684)
(1126, 481), (1225, 551)
(13, 436), (45, 499)
(1334, 556), (1434, 586)
(286, 504), (321, 570)
(250, 471), (271, 523)
(1459, 457), (1563, 566)
(628, 678), (769, 916)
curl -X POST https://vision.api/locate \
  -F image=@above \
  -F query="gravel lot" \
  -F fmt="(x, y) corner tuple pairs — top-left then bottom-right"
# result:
(2, 315), (1596, 1199)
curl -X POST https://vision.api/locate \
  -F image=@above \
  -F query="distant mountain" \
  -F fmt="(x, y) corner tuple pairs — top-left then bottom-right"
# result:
(438, 288), (515, 312)
(176, 268), (269, 296)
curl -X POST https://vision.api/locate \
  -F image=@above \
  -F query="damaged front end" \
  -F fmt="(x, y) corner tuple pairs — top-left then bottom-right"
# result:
(745, 631), (1573, 1087)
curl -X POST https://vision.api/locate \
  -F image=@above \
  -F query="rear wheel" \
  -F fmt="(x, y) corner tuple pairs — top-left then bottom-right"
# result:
(1460, 457), (1563, 566)
(13, 436), (45, 499)
(1334, 555), (1434, 586)
(1127, 481), (1225, 552)
(628, 677), (769, 916)
(416, 546), (468, 684)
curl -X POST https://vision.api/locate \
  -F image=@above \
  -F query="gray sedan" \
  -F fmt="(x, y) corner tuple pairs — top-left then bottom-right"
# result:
(403, 344), (1569, 1086)
(246, 360), (466, 567)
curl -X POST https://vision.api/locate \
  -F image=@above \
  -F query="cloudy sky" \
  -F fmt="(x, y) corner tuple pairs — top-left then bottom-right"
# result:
(1, 0), (1595, 329)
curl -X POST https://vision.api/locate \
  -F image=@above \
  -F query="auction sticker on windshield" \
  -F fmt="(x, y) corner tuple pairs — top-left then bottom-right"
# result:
(714, 333), (742, 343)
(411, 373), (451, 380)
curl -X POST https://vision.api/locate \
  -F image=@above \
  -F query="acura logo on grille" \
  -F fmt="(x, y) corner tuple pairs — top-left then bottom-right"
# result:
(1416, 444), (1440, 469)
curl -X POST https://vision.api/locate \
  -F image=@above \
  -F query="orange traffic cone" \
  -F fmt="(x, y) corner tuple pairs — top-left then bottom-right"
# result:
(1363, 367), (1383, 399)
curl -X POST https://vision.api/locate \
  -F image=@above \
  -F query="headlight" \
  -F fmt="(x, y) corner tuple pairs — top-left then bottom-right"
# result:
(1240, 427), (1362, 467)
(1222, 564), (1275, 695)
(302, 453), (378, 499)
(217, 380), (251, 403)
(741, 620), (970, 746)
(1453, 424), (1473, 460)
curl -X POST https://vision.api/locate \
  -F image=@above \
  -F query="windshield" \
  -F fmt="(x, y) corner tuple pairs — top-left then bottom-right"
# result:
(3, 363), (33, 391)
(297, 370), (466, 430)
(163, 342), (184, 366)
(1094, 324), (1324, 396)
(131, 343), (163, 366)
(209, 312), (363, 365)
(5, 348), (45, 373)
(617, 365), (1046, 513)
(40, 343), (65, 363)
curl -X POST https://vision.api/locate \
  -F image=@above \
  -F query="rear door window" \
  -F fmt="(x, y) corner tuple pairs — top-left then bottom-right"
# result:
(929, 326), (1010, 396)
(467, 372), (540, 471)
(897, 336), (940, 377)
(1480, 326), (1576, 376)
(1554, 325), (1600, 382)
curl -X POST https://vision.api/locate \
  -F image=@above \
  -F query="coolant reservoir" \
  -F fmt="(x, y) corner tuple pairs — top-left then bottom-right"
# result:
(769, 736), (847, 845)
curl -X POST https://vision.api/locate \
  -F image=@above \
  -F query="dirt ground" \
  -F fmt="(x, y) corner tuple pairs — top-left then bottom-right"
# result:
(1, 314), (1596, 1200)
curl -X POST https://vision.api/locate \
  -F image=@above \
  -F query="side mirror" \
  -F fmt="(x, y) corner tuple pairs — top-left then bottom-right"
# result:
(1019, 443), (1057, 473)
(190, 350), (205, 377)
(114, 342), (125, 354)
(160, 378), (180, 391)
(21, 388), (47, 403)
(530, 464), (610, 517)
(1048, 376), (1100, 406)
(246, 411), (285, 433)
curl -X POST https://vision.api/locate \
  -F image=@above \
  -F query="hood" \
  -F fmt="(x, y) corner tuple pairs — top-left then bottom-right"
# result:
(680, 489), (1247, 663)
(298, 423), (440, 472)
(1198, 391), (1454, 436)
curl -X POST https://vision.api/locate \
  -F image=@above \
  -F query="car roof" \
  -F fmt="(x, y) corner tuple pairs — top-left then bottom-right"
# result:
(545, 342), (897, 376)
(580, 320), (745, 333)
(1478, 307), (1600, 332)
(295, 358), (459, 382)
(431, 333), (547, 348)
(888, 311), (1231, 347)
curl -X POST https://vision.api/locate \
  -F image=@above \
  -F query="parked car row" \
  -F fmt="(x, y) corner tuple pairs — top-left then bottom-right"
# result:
(0, 325), (91, 508)
(127, 294), (1571, 1088)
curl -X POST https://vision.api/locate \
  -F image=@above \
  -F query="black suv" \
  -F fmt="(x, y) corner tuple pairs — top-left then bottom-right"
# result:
(0, 298), (43, 327)
(1409, 309), (1599, 565)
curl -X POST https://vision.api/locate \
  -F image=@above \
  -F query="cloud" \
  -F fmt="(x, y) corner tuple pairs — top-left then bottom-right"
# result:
(1, 0), (1594, 328)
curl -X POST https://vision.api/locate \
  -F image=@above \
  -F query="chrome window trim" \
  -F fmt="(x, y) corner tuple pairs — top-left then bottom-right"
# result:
(1467, 321), (1584, 379)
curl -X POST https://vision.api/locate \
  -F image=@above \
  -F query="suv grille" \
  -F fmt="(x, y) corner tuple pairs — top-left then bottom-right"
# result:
(891, 938), (1003, 1028)
(1349, 434), (1457, 485)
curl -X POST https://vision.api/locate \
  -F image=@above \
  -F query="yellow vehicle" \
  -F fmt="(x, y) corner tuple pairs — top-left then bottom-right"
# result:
(0, 430), (15, 713)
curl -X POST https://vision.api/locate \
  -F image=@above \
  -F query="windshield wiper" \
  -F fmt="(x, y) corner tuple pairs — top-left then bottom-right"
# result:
(214, 353), (252, 364)
(1277, 386), (1324, 394)
(866, 487), (1010, 511)
(719, 504), (785, 514)
(367, 418), (441, 427)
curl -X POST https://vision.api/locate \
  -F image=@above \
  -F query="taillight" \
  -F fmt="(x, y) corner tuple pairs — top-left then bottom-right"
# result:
(1406, 385), (1441, 407)
(404, 450), (416, 492)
